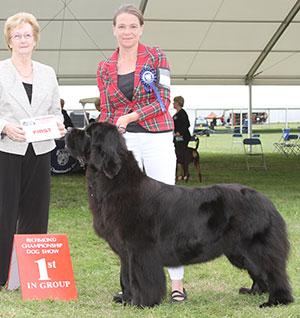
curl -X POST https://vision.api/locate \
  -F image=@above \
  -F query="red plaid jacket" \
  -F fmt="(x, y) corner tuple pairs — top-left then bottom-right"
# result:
(97, 43), (174, 132)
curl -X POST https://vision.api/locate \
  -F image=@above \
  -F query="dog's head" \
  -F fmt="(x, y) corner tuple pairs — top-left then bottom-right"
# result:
(65, 122), (125, 179)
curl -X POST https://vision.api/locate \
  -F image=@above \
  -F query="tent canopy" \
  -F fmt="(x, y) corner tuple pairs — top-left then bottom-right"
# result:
(206, 112), (220, 119)
(1, 0), (300, 86)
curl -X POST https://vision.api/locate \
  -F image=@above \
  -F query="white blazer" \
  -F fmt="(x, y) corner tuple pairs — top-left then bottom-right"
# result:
(0, 58), (63, 155)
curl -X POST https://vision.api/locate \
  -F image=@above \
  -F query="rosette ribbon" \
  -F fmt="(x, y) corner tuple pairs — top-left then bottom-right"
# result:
(140, 68), (166, 112)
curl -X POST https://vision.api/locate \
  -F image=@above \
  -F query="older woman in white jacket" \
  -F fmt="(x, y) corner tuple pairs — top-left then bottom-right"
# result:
(0, 12), (65, 289)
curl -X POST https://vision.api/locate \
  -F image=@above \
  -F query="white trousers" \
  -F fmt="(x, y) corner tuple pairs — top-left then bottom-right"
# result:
(124, 131), (184, 281)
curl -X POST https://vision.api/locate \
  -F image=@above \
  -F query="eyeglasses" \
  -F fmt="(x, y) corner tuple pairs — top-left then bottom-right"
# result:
(10, 33), (33, 41)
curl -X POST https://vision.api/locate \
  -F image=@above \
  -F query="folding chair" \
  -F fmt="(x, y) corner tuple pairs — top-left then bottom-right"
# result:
(232, 133), (243, 150)
(280, 134), (300, 156)
(273, 128), (290, 154)
(243, 138), (267, 170)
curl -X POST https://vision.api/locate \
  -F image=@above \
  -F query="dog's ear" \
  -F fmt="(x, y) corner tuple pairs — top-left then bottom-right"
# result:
(89, 123), (122, 179)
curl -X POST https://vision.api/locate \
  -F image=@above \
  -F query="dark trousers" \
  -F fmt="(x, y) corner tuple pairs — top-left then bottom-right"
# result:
(0, 144), (50, 285)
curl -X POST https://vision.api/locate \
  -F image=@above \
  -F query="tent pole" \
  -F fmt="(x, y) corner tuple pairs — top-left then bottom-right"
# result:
(139, 0), (148, 14)
(248, 81), (253, 138)
(240, 109), (242, 134)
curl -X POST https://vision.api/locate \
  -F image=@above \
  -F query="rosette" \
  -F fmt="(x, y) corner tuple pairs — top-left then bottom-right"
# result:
(140, 68), (166, 112)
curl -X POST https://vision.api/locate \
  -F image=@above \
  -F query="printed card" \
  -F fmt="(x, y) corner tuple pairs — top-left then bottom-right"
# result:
(21, 115), (61, 142)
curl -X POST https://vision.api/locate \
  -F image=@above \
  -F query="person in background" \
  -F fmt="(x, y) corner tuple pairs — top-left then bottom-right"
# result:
(172, 96), (191, 180)
(0, 12), (66, 290)
(97, 4), (186, 304)
(89, 98), (101, 123)
(173, 96), (191, 145)
(94, 97), (101, 121)
(60, 98), (74, 129)
(210, 117), (217, 130)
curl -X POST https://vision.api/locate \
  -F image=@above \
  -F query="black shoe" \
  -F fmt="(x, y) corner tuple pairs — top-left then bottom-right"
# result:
(169, 288), (187, 304)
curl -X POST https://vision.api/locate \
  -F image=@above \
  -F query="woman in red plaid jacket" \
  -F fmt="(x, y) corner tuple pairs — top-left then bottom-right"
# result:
(97, 4), (186, 304)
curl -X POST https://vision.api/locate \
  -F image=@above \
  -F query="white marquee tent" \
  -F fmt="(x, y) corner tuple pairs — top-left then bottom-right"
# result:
(1, 0), (300, 134)
(1, 0), (300, 87)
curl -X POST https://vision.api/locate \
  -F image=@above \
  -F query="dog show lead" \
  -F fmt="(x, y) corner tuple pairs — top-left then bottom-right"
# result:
(96, 4), (186, 303)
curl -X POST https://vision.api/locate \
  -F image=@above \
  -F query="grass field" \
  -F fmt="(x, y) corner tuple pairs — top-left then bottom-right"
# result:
(0, 132), (299, 318)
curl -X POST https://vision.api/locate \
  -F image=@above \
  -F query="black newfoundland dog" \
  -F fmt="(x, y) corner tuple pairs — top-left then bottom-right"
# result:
(65, 122), (293, 308)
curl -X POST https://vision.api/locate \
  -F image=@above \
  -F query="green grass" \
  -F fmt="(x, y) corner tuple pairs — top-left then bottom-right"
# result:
(0, 132), (299, 317)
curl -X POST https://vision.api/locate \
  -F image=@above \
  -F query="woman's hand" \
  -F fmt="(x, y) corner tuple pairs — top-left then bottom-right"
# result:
(116, 112), (139, 133)
(57, 121), (67, 137)
(3, 123), (26, 142)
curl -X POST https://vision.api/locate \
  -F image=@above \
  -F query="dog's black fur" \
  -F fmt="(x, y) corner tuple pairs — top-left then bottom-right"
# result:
(175, 136), (201, 182)
(65, 122), (293, 308)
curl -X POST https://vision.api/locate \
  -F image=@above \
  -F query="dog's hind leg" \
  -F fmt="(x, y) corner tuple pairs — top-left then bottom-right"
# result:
(239, 271), (269, 296)
(194, 158), (202, 182)
(227, 244), (293, 307)
(259, 270), (294, 307)
(128, 249), (166, 307)
(246, 230), (294, 307)
(183, 160), (189, 182)
(226, 252), (267, 294)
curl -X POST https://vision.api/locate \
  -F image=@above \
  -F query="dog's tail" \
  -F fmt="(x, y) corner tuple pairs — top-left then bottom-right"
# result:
(192, 136), (199, 151)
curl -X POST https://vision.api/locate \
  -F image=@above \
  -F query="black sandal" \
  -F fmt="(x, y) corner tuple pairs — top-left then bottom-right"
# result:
(169, 288), (187, 303)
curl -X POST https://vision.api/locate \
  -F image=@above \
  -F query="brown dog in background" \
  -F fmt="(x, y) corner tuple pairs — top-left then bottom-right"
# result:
(175, 136), (201, 182)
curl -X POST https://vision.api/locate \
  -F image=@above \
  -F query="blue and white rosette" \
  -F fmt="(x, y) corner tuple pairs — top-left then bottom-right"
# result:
(140, 68), (166, 112)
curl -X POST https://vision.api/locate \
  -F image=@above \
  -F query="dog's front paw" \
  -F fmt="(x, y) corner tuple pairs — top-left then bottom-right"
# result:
(112, 292), (132, 304)
(239, 287), (252, 294)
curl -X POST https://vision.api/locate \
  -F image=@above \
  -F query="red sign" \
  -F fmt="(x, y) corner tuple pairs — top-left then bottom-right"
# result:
(7, 234), (78, 300)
